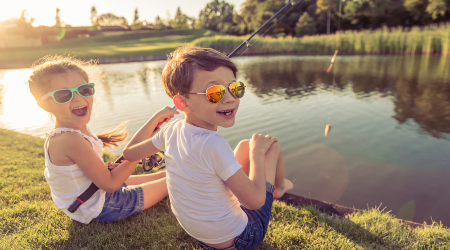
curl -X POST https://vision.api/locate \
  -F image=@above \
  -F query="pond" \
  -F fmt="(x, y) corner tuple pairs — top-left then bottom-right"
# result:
(1, 55), (449, 226)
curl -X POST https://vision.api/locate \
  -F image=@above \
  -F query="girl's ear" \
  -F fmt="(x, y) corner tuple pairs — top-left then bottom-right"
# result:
(173, 95), (191, 113)
(37, 100), (54, 113)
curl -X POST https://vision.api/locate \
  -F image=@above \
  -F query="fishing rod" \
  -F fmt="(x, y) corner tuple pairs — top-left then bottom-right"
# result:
(68, 1), (303, 213)
(228, 0), (297, 58)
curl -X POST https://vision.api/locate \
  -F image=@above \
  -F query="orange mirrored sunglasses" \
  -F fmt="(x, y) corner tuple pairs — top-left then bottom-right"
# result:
(184, 81), (246, 103)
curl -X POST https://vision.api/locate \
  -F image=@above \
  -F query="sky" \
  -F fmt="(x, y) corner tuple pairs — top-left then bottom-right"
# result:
(0, 0), (247, 27)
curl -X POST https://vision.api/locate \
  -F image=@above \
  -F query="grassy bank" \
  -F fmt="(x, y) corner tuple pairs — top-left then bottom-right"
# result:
(0, 29), (220, 65)
(1, 128), (450, 249)
(192, 23), (450, 56)
(2, 25), (450, 69)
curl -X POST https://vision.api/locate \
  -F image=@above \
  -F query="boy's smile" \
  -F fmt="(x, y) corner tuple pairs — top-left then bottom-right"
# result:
(181, 66), (240, 131)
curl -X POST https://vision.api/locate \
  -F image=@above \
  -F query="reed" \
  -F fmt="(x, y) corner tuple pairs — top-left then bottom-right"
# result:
(191, 23), (450, 56)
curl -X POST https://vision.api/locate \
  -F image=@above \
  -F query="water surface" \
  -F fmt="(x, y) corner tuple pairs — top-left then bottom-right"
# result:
(1, 55), (449, 225)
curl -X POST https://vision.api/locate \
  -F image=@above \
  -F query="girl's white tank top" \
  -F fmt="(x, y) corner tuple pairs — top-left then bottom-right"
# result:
(44, 127), (106, 224)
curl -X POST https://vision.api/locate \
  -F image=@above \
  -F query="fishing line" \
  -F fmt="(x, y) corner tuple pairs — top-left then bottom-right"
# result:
(324, 0), (344, 136)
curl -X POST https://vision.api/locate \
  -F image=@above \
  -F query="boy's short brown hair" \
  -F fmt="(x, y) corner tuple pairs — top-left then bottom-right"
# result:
(161, 45), (237, 98)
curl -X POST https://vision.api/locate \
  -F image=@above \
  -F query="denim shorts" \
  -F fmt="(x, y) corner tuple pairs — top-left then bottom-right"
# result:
(195, 182), (275, 250)
(92, 183), (144, 222)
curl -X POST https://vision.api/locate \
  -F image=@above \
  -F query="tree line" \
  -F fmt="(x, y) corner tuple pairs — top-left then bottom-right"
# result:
(88, 0), (450, 36)
(195, 0), (450, 36)
(2, 0), (450, 37)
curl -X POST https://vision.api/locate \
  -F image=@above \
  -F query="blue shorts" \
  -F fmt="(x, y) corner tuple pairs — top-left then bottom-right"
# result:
(195, 182), (275, 250)
(92, 183), (144, 222)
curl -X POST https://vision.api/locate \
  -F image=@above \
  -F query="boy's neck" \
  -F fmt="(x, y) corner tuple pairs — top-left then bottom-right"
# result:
(185, 115), (218, 131)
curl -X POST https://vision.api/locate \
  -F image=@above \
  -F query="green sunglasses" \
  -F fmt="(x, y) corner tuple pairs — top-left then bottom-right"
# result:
(41, 83), (95, 104)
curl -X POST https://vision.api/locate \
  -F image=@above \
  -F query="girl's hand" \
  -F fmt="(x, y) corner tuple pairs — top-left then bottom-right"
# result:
(107, 162), (120, 170)
(153, 106), (179, 127)
(249, 134), (278, 155)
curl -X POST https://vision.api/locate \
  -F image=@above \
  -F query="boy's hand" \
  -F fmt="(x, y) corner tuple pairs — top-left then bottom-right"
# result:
(249, 133), (278, 155)
(154, 106), (179, 127)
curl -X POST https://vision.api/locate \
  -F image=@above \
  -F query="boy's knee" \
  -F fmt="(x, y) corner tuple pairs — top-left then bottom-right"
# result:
(237, 139), (250, 150)
(268, 141), (281, 155)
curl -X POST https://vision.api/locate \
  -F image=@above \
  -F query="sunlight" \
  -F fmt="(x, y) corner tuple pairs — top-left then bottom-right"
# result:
(0, 0), (88, 27)
(0, 69), (51, 132)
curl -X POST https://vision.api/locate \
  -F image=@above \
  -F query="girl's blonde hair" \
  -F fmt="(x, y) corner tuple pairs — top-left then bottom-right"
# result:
(28, 55), (127, 148)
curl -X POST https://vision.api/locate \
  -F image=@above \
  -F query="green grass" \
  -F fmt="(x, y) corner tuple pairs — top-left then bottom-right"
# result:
(1, 128), (450, 249)
(0, 29), (221, 64)
(2, 25), (450, 67)
(192, 23), (450, 56)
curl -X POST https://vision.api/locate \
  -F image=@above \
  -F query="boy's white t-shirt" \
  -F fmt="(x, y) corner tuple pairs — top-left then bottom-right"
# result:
(152, 119), (248, 244)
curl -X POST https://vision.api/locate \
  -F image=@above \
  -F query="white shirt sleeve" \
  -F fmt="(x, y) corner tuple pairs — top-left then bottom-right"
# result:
(151, 124), (167, 151)
(201, 135), (242, 181)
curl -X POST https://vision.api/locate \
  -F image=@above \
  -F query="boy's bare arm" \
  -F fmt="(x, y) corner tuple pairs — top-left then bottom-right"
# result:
(225, 150), (267, 210)
(225, 134), (278, 210)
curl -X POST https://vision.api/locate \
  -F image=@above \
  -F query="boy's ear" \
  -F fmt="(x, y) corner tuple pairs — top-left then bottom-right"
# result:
(173, 95), (191, 113)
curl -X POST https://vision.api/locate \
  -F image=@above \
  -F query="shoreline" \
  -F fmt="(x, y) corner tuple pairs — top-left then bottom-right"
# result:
(1, 52), (445, 70)
(0, 54), (169, 70)
(277, 193), (426, 228)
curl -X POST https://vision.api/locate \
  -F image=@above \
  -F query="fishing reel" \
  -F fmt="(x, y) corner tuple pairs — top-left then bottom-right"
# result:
(141, 151), (166, 172)
(114, 150), (166, 172)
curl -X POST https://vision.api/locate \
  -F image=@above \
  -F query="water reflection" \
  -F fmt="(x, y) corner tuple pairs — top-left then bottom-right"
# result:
(284, 144), (450, 225)
(239, 55), (450, 139)
(0, 56), (449, 226)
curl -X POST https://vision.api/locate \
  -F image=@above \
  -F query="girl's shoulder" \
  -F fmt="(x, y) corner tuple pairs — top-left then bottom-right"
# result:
(47, 128), (94, 149)
(46, 129), (94, 166)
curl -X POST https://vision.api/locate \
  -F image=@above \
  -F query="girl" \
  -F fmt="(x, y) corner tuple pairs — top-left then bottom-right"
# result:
(28, 55), (176, 224)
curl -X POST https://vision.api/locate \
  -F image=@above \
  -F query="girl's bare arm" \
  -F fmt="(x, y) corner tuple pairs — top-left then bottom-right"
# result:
(56, 133), (139, 193)
(123, 107), (178, 161)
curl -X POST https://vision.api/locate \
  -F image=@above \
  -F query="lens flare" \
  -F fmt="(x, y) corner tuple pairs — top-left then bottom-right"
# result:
(56, 27), (66, 41)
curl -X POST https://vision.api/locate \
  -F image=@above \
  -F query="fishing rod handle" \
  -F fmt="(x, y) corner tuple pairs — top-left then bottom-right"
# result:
(153, 106), (178, 132)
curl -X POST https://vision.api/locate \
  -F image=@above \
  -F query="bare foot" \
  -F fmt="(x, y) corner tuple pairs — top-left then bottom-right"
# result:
(273, 178), (294, 199)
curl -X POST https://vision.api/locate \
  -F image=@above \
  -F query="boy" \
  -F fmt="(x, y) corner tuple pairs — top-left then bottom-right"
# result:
(123, 46), (293, 250)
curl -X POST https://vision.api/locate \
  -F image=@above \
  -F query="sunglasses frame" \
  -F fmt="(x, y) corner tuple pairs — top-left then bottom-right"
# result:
(184, 81), (246, 103)
(41, 83), (96, 104)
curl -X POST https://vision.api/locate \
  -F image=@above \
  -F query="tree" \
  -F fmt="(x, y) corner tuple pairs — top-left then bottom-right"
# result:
(154, 15), (164, 29)
(172, 7), (189, 29)
(90, 6), (97, 26)
(197, 0), (234, 32)
(0, 9), (35, 36)
(18, 9), (35, 28)
(295, 12), (316, 37)
(133, 8), (139, 24)
(404, 0), (430, 22)
(316, 0), (340, 34)
(131, 8), (141, 30)
(165, 10), (172, 28)
(341, 0), (406, 29)
(54, 8), (62, 27)
(426, 0), (448, 20)
(239, 0), (311, 37)
(96, 13), (128, 26)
